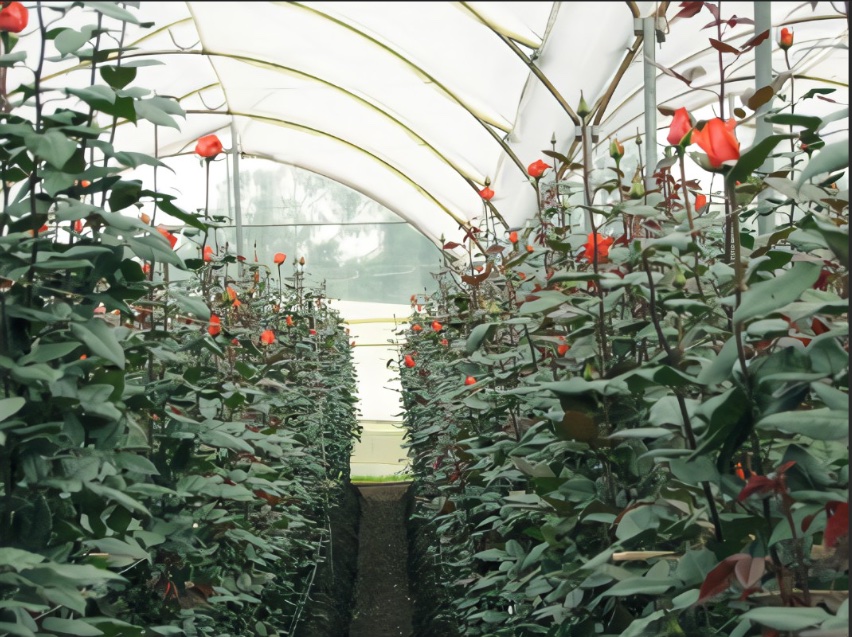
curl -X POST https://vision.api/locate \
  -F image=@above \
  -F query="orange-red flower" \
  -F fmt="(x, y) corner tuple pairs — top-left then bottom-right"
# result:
(526, 245), (534, 253)
(610, 138), (624, 161)
(509, 231), (518, 244)
(440, 338), (449, 347)
(74, 219), (84, 233)
(431, 321), (442, 332)
(579, 232), (614, 262)
(260, 329), (275, 345)
(527, 159), (551, 179)
(412, 324), (422, 332)
(226, 286), (237, 302)
(195, 134), (223, 158)
(273, 252), (286, 265)
(557, 343), (570, 356)
(157, 226), (178, 249)
(779, 27), (793, 50)
(692, 118), (740, 167)
(203, 245), (213, 262)
(464, 376), (477, 386)
(208, 315), (221, 337)
(286, 315), (294, 327)
(142, 263), (151, 275)
(823, 501), (848, 548)
(695, 193), (707, 210)
(0, 2), (28, 33)
(479, 186), (494, 201)
(667, 107), (693, 146)
(403, 354), (416, 368)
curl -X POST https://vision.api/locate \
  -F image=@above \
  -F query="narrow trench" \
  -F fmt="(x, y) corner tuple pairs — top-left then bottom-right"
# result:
(348, 482), (414, 637)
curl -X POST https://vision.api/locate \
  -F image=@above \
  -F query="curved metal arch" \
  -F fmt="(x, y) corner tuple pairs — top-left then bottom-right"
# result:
(282, 2), (528, 176)
(181, 109), (479, 238)
(459, 2), (581, 127)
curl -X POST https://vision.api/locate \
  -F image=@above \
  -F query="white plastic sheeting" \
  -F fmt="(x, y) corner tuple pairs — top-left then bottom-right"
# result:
(10, 2), (850, 242)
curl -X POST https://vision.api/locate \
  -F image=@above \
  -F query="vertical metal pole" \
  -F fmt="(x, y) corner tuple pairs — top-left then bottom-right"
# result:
(582, 125), (593, 232)
(642, 17), (658, 191)
(230, 120), (245, 275)
(754, 1), (775, 234)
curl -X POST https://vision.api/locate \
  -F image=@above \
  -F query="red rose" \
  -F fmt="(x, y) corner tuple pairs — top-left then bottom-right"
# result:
(695, 193), (707, 210)
(208, 315), (221, 337)
(195, 134), (223, 158)
(527, 159), (551, 178)
(157, 226), (178, 249)
(509, 231), (518, 244)
(403, 354), (416, 368)
(260, 329), (275, 345)
(779, 27), (793, 50)
(478, 186), (494, 201)
(286, 315), (294, 327)
(273, 252), (286, 265)
(203, 245), (213, 262)
(412, 324), (422, 332)
(464, 376), (477, 386)
(692, 118), (740, 167)
(431, 321), (442, 332)
(74, 219), (84, 233)
(0, 2), (28, 33)
(667, 107), (693, 146)
(579, 232), (614, 262)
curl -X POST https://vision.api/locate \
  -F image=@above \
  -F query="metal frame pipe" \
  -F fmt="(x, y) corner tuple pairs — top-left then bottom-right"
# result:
(230, 120), (245, 275)
(642, 17), (658, 191)
(754, 2), (775, 234)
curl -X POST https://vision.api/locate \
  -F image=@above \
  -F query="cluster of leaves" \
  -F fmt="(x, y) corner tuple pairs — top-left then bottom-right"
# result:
(399, 6), (848, 637)
(0, 4), (359, 636)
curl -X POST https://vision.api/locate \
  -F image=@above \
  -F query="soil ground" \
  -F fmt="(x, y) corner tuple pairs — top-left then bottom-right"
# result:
(349, 482), (414, 637)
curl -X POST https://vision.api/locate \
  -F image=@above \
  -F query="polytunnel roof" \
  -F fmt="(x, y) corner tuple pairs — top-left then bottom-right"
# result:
(26, 1), (850, 245)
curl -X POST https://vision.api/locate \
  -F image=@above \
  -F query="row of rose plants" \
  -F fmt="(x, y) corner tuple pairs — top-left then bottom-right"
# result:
(400, 5), (847, 636)
(0, 3), (359, 636)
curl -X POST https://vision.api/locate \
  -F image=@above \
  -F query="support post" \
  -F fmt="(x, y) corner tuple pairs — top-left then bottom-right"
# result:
(640, 16), (658, 191)
(230, 120), (245, 276)
(754, 1), (775, 234)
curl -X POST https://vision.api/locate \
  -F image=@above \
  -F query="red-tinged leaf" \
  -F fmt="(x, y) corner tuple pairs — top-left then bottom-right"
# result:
(734, 555), (766, 590)
(697, 555), (742, 604)
(741, 29), (770, 51)
(817, 94), (838, 103)
(650, 59), (693, 86)
(727, 16), (754, 27)
(485, 244), (505, 254)
(675, 1), (705, 19)
(811, 317), (830, 335)
(737, 475), (776, 501)
(443, 241), (462, 250)
(703, 1), (719, 18)
(709, 38), (741, 55)
(747, 85), (776, 111)
(824, 501), (849, 548)
(776, 460), (797, 476)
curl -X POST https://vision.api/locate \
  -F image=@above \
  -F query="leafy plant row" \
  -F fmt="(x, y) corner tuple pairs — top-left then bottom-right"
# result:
(400, 5), (847, 636)
(0, 3), (359, 636)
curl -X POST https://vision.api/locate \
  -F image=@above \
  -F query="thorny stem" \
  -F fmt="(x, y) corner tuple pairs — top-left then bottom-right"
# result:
(727, 179), (752, 392)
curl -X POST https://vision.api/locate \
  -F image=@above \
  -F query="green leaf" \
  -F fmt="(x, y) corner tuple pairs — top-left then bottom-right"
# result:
(0, 547), (46, 571)
(602, 577), (677, 596)
(42, 618), (104, 636)
(82, 1), (141, 23)
(0, 397), (25, 423)
(740, 607), (829, 631)
(756, 408), (848, 440)
(697, 336), (739, 385)
(797, 140), (849, 187)
(465, 322), (497, 354)
(25, 129), (77, 169)
(727, 134), (792, 186)
(85, 482), (150, 516)
(54, 26), (97, 57)
(70, 319), (125, 369)
(134, 98), (183, 129)
(518, 290), (568, 314)
(100, 65), (137, 89)
(731, 261), (821, 323)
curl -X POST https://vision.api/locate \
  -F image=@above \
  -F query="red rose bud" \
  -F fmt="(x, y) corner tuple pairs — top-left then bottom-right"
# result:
(273, 252), (286, 265)
(208, 315), (221, 336)
(440, 338), (449, 347)
(527, 159), (551, 179)
(298, 256), (305, 266)
(692, 118), (740, 167)
(667, 107), (693, 146)
(695, 193), (707, 210)
(74, 219), (84, 233)
(260, 329), (276, 345)
(157, 226), (178, 249)
(526, 245), (534, 253)
(609, 138), (624, 161)
(779, 27), (793, 50)
(509, 231), (518, 244)
(431, 321), (443, 332)
(286, 315), (294, 327)
(404, 354), (416, 368)
(309, 328), (316, 335)
(464, 376), (477, 386)
(412, 324), (422, 332)
(203, 245), (213, 262)
(195, 134), (223, 158)
(557, 344), (570, 356)
(579, 232), (615, 263)
(0, 2), (28, 33)
(478, 186), (494, 201)
(142, 263), (151, 275)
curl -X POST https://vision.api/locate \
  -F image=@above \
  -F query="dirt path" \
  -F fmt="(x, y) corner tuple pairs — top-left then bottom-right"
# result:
(349, 483), (414, 637)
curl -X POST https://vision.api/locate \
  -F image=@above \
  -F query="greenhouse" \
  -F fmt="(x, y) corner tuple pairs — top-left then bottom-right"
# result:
(0, 1), (848, 636)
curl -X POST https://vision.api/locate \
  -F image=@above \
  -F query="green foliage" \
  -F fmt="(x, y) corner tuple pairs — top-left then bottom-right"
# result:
(0, 4), (360, 635)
